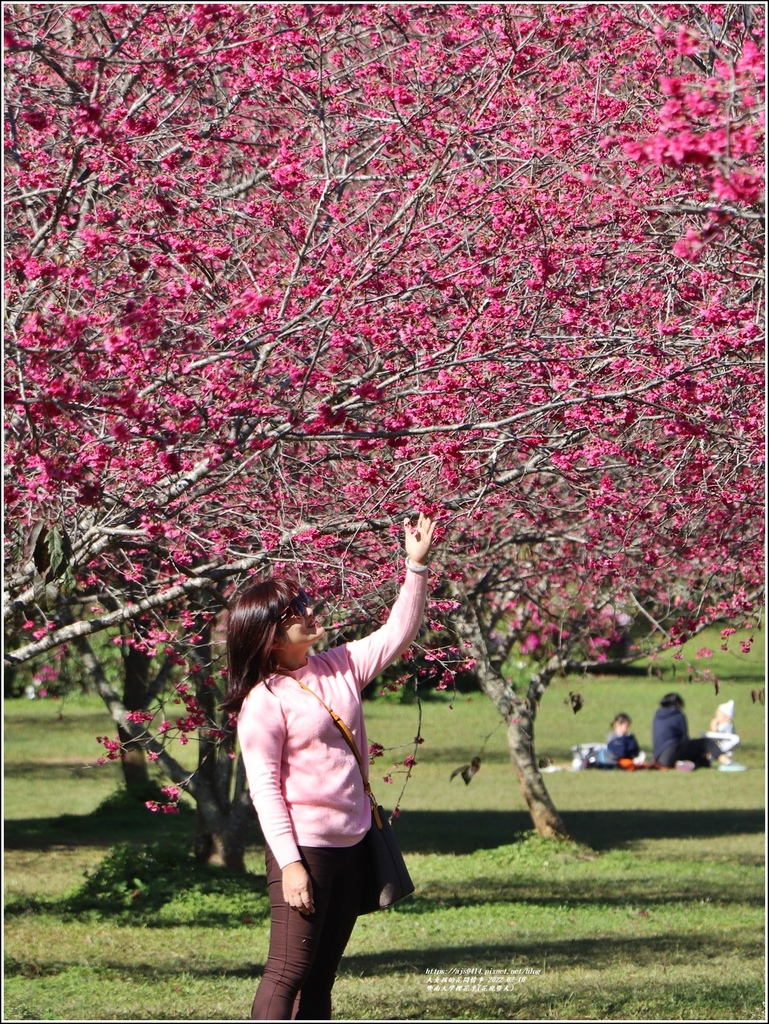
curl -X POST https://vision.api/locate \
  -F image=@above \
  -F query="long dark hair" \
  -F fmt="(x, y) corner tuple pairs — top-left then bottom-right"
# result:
(220, 577), (300, 716)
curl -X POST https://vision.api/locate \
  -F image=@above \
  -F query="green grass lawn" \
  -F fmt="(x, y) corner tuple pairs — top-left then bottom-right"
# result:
(4, 623), (765, 1020)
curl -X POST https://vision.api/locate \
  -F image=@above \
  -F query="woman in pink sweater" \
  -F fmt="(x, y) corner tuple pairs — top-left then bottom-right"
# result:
(223, 514), (436, 1020)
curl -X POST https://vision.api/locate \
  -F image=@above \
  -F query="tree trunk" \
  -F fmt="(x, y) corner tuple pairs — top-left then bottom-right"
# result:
(79, 626), (255, 867)
(453, 599), (573, 841)
(192, 738), (254, 872)
(191, 762), (255, 872)
(118, 642), (151, 791)
(189, 614), (255, 871)
(73, 631), (149, 791)
(476, 670), (573, 840)
(193, 804), (248, 871)
(506, 706), (572, 840)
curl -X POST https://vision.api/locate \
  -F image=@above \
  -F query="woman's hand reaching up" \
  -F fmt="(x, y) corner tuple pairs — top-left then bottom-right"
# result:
(403, 513), (437, 568)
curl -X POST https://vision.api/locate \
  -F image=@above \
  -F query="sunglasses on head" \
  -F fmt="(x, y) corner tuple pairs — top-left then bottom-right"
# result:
(279, 590), (312, 622)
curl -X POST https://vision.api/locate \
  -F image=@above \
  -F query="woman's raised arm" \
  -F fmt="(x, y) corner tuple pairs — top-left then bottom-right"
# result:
(343, 514), (436, 688)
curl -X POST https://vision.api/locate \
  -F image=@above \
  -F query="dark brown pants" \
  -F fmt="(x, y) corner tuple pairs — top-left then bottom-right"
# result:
(251, 839), (365, 1020)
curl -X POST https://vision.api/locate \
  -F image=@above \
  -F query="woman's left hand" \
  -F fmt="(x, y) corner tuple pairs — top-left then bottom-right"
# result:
(403, 513), (437, 567)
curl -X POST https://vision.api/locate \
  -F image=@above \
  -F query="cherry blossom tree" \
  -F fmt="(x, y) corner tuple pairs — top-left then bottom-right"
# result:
(4, 3), (764, 854)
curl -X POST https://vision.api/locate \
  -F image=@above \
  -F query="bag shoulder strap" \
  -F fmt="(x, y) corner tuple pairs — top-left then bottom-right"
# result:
(294, 679), (383, 828)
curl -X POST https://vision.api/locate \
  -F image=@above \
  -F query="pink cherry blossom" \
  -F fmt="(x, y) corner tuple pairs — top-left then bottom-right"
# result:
(3, 2), (763, 847)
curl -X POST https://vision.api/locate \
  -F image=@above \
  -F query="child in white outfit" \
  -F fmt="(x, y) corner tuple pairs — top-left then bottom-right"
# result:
(703, 700), (740, 758)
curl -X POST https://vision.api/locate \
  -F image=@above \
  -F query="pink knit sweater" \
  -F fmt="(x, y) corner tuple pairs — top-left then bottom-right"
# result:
(238, 568), (428, 869)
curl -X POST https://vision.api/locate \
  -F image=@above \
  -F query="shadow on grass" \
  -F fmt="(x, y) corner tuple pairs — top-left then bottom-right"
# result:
(5, 797), (764, 932)
(392, 808), (766, 854)
(4, 812), (195, 850)
(340, 932), (766, 975)
(6, 930), (764, 983)
(4, 805), (763, 856)
(8, 868), (761, 929)
(398, 878), (765, 911)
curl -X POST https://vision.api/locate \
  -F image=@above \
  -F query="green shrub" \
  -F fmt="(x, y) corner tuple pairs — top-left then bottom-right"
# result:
(63, 841), (270, 928)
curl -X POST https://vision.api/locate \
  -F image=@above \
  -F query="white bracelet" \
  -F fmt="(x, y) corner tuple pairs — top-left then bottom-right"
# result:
(405, 557), (429, 573)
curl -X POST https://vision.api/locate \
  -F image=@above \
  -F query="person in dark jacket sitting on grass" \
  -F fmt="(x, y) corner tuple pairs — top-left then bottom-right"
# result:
(652, 693), (722, 769)
(606, 713), (644, 764)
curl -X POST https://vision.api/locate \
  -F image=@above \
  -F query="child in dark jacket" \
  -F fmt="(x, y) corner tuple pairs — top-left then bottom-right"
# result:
(572, 713), (646, 770)
(606, 713), (645, 764)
